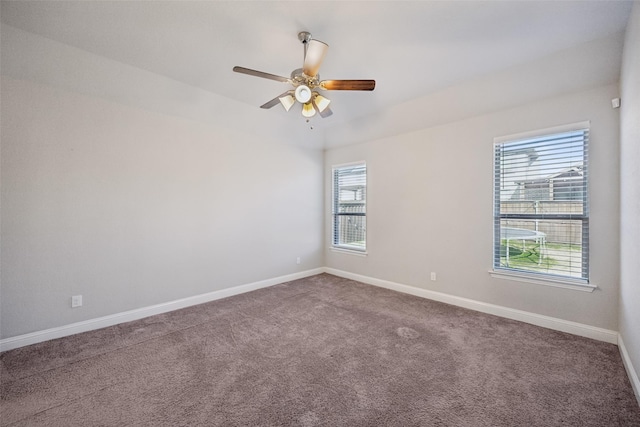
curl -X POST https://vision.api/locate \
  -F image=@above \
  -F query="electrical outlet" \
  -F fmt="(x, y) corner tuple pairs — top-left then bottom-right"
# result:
(71, 295), (83, 308)
(296, 257), (301, 265)
(430, 272), (437, 281)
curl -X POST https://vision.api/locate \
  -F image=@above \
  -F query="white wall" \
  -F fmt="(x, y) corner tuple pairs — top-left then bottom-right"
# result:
(325, 83), (620, 330)
(0, 32), (324, 339)
(619, 1), (640, 396)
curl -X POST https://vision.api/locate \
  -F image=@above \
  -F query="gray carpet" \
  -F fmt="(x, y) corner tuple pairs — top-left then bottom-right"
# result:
(1, 273), (639, 426)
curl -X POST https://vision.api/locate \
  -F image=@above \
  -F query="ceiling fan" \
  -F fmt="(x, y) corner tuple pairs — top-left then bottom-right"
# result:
(233, 31), (375, 120)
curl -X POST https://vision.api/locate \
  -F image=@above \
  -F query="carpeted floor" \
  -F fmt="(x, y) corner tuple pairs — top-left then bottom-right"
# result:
(1, 273), (639, 426)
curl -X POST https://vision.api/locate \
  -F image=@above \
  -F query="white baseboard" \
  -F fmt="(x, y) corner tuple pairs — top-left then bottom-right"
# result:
(324, 268), (619, 345)
(0, 268), (324, 352)
(619, 334), (640, 406)
(0, 267), (621, 352)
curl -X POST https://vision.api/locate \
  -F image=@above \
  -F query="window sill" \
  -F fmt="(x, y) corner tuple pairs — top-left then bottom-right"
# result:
(330, 247), (368, 257)
(489, 269), (596, 293)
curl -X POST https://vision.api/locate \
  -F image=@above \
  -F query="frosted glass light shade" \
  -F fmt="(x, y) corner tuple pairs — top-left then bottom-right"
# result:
(295, 85), (312, 103)
(302, 102), (316, 118)
(279, 94), (295, 112)
(313, 94), (331, 112)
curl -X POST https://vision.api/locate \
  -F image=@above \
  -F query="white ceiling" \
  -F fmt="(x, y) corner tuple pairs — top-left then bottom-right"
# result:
(0, 1), (633, 146)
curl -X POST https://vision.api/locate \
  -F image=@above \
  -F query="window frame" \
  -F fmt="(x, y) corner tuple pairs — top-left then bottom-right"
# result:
(331, 161), (367, 254)
(492, 122), (594, 290)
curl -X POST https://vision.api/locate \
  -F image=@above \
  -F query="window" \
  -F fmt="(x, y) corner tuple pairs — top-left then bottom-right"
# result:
(332, 162), (366, 252)
(493, 123), (589, 283)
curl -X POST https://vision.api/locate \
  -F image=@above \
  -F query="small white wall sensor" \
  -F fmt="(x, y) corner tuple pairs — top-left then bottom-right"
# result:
(611, 98), (621, 109)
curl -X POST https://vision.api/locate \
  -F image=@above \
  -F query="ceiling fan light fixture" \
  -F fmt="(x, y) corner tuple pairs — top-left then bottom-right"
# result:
(279, 94), (295, 112)
(302, 102), (316, 118)
(313, 93), (331, 112)
(294, 85), (312, 103)
(233, 31), (375, 121)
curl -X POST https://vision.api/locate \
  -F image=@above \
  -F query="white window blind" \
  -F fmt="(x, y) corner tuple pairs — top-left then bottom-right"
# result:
(332, 163), (366, 251)
(493, 126), (589, 283)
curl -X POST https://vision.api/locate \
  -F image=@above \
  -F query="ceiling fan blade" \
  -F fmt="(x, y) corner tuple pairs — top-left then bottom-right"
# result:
(320, 80), (376, 91)
(233, 66), (290, 83)
(260, 92), (293, 109)
(303, 39), (328, 77)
